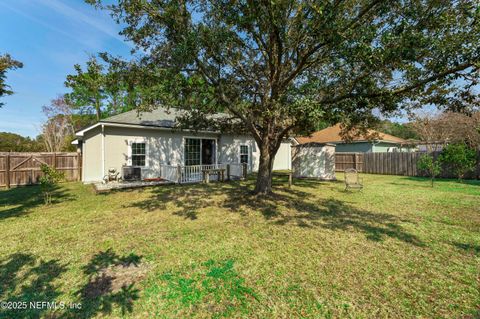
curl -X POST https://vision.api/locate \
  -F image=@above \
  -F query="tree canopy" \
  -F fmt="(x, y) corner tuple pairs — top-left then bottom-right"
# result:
(0, 54), (23, 107)
(65, 55), (144, 120)
(89, 0), (480, 193)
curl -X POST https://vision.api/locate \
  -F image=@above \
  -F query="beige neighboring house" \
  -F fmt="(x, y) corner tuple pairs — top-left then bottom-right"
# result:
(74, 107), (293, 183)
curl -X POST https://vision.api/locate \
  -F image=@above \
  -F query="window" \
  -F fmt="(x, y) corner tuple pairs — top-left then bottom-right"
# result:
(240, 145), (249, 165)
(185, 138), (201, 166)
(131, 142), (146, 166)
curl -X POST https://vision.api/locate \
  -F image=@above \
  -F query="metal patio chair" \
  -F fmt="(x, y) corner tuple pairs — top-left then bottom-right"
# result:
(344, 168), (363, 191)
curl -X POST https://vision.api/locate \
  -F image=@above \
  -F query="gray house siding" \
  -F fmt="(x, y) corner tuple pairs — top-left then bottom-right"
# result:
(334, 141), (411, 153)
(335, 142), (373, 153)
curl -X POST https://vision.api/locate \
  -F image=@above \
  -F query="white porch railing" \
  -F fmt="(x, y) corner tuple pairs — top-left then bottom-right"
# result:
(160, 163), (248, 184)
(161, 165), (178, 182)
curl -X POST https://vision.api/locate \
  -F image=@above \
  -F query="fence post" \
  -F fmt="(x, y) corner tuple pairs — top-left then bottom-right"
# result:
(6, 152), (10, 189)
(176, 165), (182, 184)
(353, 153), (358, 171)
(242, 163), (247, 180)
(226, 164), (230, 181)
(53, 152), (57, 169)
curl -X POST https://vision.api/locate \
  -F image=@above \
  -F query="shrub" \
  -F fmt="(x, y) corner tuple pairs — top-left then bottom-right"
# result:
(417, 154), (441, 187)
(39, 164), (64, 204)
(439, 143), (477, 180)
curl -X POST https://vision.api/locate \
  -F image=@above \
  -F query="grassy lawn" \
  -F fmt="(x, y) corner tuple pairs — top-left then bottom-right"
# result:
(0, 174), (479, 318)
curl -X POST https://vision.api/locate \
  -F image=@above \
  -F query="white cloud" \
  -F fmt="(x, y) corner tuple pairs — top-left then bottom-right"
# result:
(37, 0), (134, 48)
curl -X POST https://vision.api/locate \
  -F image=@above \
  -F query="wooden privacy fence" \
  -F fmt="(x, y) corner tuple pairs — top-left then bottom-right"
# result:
(336, 151), (480, 178)
(0, 152), (81, 188)
(335, 153), (364, 171)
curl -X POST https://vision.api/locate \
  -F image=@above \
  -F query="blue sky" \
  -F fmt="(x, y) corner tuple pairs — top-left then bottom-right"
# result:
(0, 0), (132, 137)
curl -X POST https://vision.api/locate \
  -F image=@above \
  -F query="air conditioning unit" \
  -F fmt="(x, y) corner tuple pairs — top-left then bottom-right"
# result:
(122, 166), (141, 181)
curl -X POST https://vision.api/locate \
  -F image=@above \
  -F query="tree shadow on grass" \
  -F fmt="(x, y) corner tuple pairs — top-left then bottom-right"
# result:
(0, 253), (67, 319)
(126, 178), (423, 246)
(67, 249), (145, 319)
(0, 185), (75, 220)
(0, 250), (147, 319)
(452, 242), (480, 255)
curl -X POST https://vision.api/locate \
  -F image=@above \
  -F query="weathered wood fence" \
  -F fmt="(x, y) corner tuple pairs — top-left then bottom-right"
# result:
(335, 153), (364, 171)
(335, 151), (480, 178)
(0, 152), (81, 188)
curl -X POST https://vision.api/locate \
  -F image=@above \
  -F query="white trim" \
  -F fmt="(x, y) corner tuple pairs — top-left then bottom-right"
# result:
(239, 144), (251, 170)
(82, 140), (86, 182)
(127, 138), (148, 167)
(76, 121), (221, 137)
(101, 124), (105, 177)
(287, 142), (292, 170)
(183, 136), (218, 166)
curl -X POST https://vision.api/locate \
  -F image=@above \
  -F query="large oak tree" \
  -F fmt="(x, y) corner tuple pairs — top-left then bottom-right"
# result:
(90, 0), (480, 194)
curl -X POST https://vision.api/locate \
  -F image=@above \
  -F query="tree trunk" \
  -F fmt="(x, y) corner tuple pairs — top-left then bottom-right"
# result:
(95, 98), (101, 121)
(254, 141), (276, 195)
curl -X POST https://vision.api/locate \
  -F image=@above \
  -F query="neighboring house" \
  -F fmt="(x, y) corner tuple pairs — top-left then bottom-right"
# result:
(294, 124), (414, 153)
(74, 107), (293, 182)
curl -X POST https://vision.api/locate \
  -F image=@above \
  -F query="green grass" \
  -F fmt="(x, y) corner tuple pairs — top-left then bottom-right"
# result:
(0, 174), (479, 318)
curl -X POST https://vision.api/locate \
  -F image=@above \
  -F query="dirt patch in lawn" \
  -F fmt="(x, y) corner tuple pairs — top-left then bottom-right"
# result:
(83, 262), (150, 298)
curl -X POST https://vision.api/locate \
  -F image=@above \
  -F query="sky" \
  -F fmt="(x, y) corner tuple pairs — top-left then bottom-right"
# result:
(0, 0), (133, 137)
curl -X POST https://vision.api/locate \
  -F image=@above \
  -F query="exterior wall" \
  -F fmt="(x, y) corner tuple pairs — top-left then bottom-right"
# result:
(372, 142), (396, 152)
(335, 142), (412, 153)
(273, 142), (292, 171)
(82, 126), (103, 182)
(292, 145), (335, 180)
(103, 126), (213, 180)
(81, 126), (292, 182)
(335, 142), (373, 153)
(218, 135), (259, 171)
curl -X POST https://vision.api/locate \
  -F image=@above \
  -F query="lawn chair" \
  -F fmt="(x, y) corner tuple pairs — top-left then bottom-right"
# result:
(344, 168), (363, 191)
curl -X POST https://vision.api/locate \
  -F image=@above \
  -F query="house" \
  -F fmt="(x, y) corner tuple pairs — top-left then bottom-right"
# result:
(294, 124), (413, 153)
(74, 107), (293, 183)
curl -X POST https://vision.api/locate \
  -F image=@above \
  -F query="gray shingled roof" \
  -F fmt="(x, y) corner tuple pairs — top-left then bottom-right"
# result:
(100, 107), (185, 128)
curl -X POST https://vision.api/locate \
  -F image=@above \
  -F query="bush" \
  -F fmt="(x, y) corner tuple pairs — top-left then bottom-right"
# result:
(439, 143), (477, 180)
(39, 164), (64, 204)
(417, 154), (441, 187)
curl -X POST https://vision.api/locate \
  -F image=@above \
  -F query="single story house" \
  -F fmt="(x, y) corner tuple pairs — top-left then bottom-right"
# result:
(294, 124), (414, 153)
(75, 108), (293, 183)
